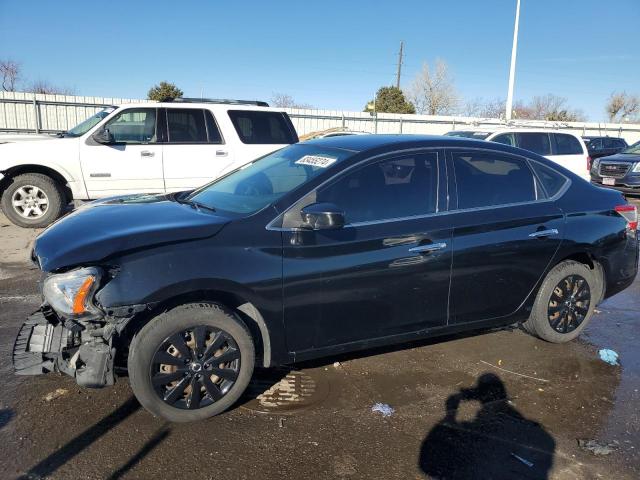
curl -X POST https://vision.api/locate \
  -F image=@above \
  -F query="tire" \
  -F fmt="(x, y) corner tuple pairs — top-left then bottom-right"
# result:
(0, 173), (65, 228)
(128, 303), (255, 422)
(523, 260), (601, 343)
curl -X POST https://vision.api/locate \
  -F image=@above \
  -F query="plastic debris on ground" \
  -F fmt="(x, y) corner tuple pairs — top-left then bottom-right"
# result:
(371, 403), (395, 417)
(598, 349), (619, 366)
(44, 388), (68, 402)
(578, 439), (620, 456)
(510, 453), (533, 467)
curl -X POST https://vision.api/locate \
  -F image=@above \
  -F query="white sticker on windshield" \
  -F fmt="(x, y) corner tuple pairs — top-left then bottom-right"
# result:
(295, 155), (338, 168)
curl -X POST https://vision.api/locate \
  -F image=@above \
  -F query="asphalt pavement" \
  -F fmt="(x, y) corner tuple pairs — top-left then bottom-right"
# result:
(1, 205), (639, 479)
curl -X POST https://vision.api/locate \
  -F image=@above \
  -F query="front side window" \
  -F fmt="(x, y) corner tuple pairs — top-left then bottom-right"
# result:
(614, 139), (627, 149)
(187, 144), (352, 214)
(553, 133), (583, 155)
(452, 151), (538, 209)
(228, 110), (296, 144)
(516, 133), (552, 156)
(314, 153), (439, 224)
(492, 133), (515, 146)
(105, 108), (157, 144)
(166, 108), (207, 143)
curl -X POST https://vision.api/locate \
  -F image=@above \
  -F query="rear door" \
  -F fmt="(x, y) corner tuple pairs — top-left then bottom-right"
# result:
(281, 151), (452, 353)
(548, 133), (589, 180)
(80, 107), (164, 198)
(161, 108), (235, 192)
(447, 148), (565, 324)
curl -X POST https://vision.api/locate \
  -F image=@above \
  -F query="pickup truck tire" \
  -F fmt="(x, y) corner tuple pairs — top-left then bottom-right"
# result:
(1, 173), (65, 228)
(522, 260), (599, 343)
(128, 303), (255, 422)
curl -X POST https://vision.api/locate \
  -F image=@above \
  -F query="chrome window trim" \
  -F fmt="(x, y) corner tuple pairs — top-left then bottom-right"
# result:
(265, 145), (571, 232)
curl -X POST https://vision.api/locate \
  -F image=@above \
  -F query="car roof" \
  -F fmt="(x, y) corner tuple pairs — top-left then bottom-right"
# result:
(112, 102), (286, 112)
(303, 133), (510, 153)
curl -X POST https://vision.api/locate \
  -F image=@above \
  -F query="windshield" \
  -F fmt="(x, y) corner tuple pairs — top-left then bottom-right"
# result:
(622, 141), (640, 155)
(187, 144), (353, 214)
(445, 130), (491, 140)
(66, 108), (115, 137)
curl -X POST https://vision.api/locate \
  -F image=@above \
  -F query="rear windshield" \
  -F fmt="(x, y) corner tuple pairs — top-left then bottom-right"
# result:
(228, 110), (297, 144)
(187, 144), (352, 214)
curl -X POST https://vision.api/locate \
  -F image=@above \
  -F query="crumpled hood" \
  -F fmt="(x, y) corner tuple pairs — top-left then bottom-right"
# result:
(34, 194), (231, 271)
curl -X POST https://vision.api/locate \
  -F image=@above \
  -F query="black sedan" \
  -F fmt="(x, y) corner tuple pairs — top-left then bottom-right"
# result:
(591, 140), (640, 194)
(14, 135), (638, 422)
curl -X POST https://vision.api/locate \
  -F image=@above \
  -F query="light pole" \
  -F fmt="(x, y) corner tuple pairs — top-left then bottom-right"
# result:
(505, 0), (521, 121)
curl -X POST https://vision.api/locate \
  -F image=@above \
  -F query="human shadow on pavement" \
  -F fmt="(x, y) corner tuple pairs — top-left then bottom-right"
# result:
(107, 426), (171, 480)
(419, 373), (555, 480)
(0, 408), (14, 430)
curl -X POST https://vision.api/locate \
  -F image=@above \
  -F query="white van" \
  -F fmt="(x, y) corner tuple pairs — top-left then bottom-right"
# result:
(446, 128), (590, 181)
(0, 99), (298, 227)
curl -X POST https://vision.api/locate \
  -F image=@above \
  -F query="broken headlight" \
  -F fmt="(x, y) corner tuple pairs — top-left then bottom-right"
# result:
(42, 267), (103, 318)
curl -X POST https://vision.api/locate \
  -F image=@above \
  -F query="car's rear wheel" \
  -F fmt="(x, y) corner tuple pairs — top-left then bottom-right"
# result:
(0, 173), (65, 228)
(128, 303), (255, 422)
(523, 260), (601, 343)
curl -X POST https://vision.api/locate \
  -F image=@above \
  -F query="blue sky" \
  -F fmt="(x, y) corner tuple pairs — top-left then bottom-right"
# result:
(1, 0), (638, 120)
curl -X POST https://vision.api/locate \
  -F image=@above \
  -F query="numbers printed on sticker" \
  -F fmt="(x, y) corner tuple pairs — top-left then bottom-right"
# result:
(295, 155), (337, 168)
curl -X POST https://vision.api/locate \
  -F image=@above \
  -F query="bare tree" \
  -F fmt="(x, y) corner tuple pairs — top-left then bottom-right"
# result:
(509, 94), (584, 122)
(0, 60), (20, 91)
(406, 59), (458, 115)
(270, 92), (313, 109)
(28, 80), (74, 95)
(606, 91), (640, 122)
(461, 97), (505, 118)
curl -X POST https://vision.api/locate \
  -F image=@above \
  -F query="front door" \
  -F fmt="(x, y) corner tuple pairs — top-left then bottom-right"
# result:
(281, 151), (452, 353)
(447, 149), (564, 324)
(80, 107), (164, 198)
(161, 108), (236, 192)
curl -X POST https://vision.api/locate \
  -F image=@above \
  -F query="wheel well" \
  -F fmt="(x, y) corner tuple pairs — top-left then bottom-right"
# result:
(118, 289), (271, 368)
(555, 252), (606, 302)
(1, 165), (73, 204)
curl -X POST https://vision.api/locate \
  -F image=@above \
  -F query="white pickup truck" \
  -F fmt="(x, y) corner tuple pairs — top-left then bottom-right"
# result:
(0, 99), (298, 227)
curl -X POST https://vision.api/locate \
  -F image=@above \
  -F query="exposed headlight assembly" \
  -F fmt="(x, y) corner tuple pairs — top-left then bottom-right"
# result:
(43, 267), (102, 317)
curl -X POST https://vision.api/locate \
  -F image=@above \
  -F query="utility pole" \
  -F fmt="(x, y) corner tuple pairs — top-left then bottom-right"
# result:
(395, 41), (404, 89)
(505, 0), (521, 121)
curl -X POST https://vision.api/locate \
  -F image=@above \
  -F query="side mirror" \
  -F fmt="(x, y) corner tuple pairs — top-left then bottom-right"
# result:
(92, 128), (115, 145)
(300, 202), (345, 230)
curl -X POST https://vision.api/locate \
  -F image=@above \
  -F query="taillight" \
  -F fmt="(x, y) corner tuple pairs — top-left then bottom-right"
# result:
(615, 204), (638, 231)
(587, 156), (592, 171)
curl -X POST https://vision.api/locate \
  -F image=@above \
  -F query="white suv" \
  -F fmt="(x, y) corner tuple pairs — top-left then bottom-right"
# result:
(446, 128), (590, 181)
(0, 99), (298, 227)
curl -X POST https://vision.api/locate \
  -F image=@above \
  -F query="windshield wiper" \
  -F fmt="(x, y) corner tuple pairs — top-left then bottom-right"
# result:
(185, 199), (216, 213)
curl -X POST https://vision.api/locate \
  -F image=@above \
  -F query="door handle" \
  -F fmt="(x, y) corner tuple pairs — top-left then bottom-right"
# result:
(216, 150), (228, 157)
(141, 150), (155, 157)
(529, 228), (559, 238)
(408, 242), (447, 254)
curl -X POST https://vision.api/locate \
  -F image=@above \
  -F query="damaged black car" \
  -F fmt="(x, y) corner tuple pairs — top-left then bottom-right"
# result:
(14, 135), (638, 422)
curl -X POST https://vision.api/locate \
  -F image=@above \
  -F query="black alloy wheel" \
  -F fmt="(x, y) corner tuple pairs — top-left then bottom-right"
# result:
(151, 326), (241, 410)
(547, 274), (591, 334)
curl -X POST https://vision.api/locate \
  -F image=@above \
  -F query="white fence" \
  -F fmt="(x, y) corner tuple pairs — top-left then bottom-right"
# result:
(2, 91), (640, 143)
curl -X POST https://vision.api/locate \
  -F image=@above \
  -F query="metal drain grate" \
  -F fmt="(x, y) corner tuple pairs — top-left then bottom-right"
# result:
(241, 368), (328, 414)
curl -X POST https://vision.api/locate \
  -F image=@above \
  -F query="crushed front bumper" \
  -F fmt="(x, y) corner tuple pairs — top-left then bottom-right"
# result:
(13, 309), (116, 388)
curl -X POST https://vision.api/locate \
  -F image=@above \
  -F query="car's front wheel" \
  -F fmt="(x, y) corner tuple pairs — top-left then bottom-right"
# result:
(523, 260), (601, 343)
(0, 173), (66, 228)
(128, 303), (255, 422)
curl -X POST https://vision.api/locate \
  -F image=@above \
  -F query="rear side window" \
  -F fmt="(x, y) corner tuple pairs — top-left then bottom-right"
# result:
(553, 133), (583, 155)
(529, 161), (567, 197)
(228, 110), (297, 144)
(516, 133), (552, 156)
(167, 109), (207, 143)
(452, 151), (538, 209)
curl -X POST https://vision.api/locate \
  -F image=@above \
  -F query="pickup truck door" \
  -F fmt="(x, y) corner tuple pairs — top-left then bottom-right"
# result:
(161, 108), (236, 193)
(80, 107), (164, 198)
